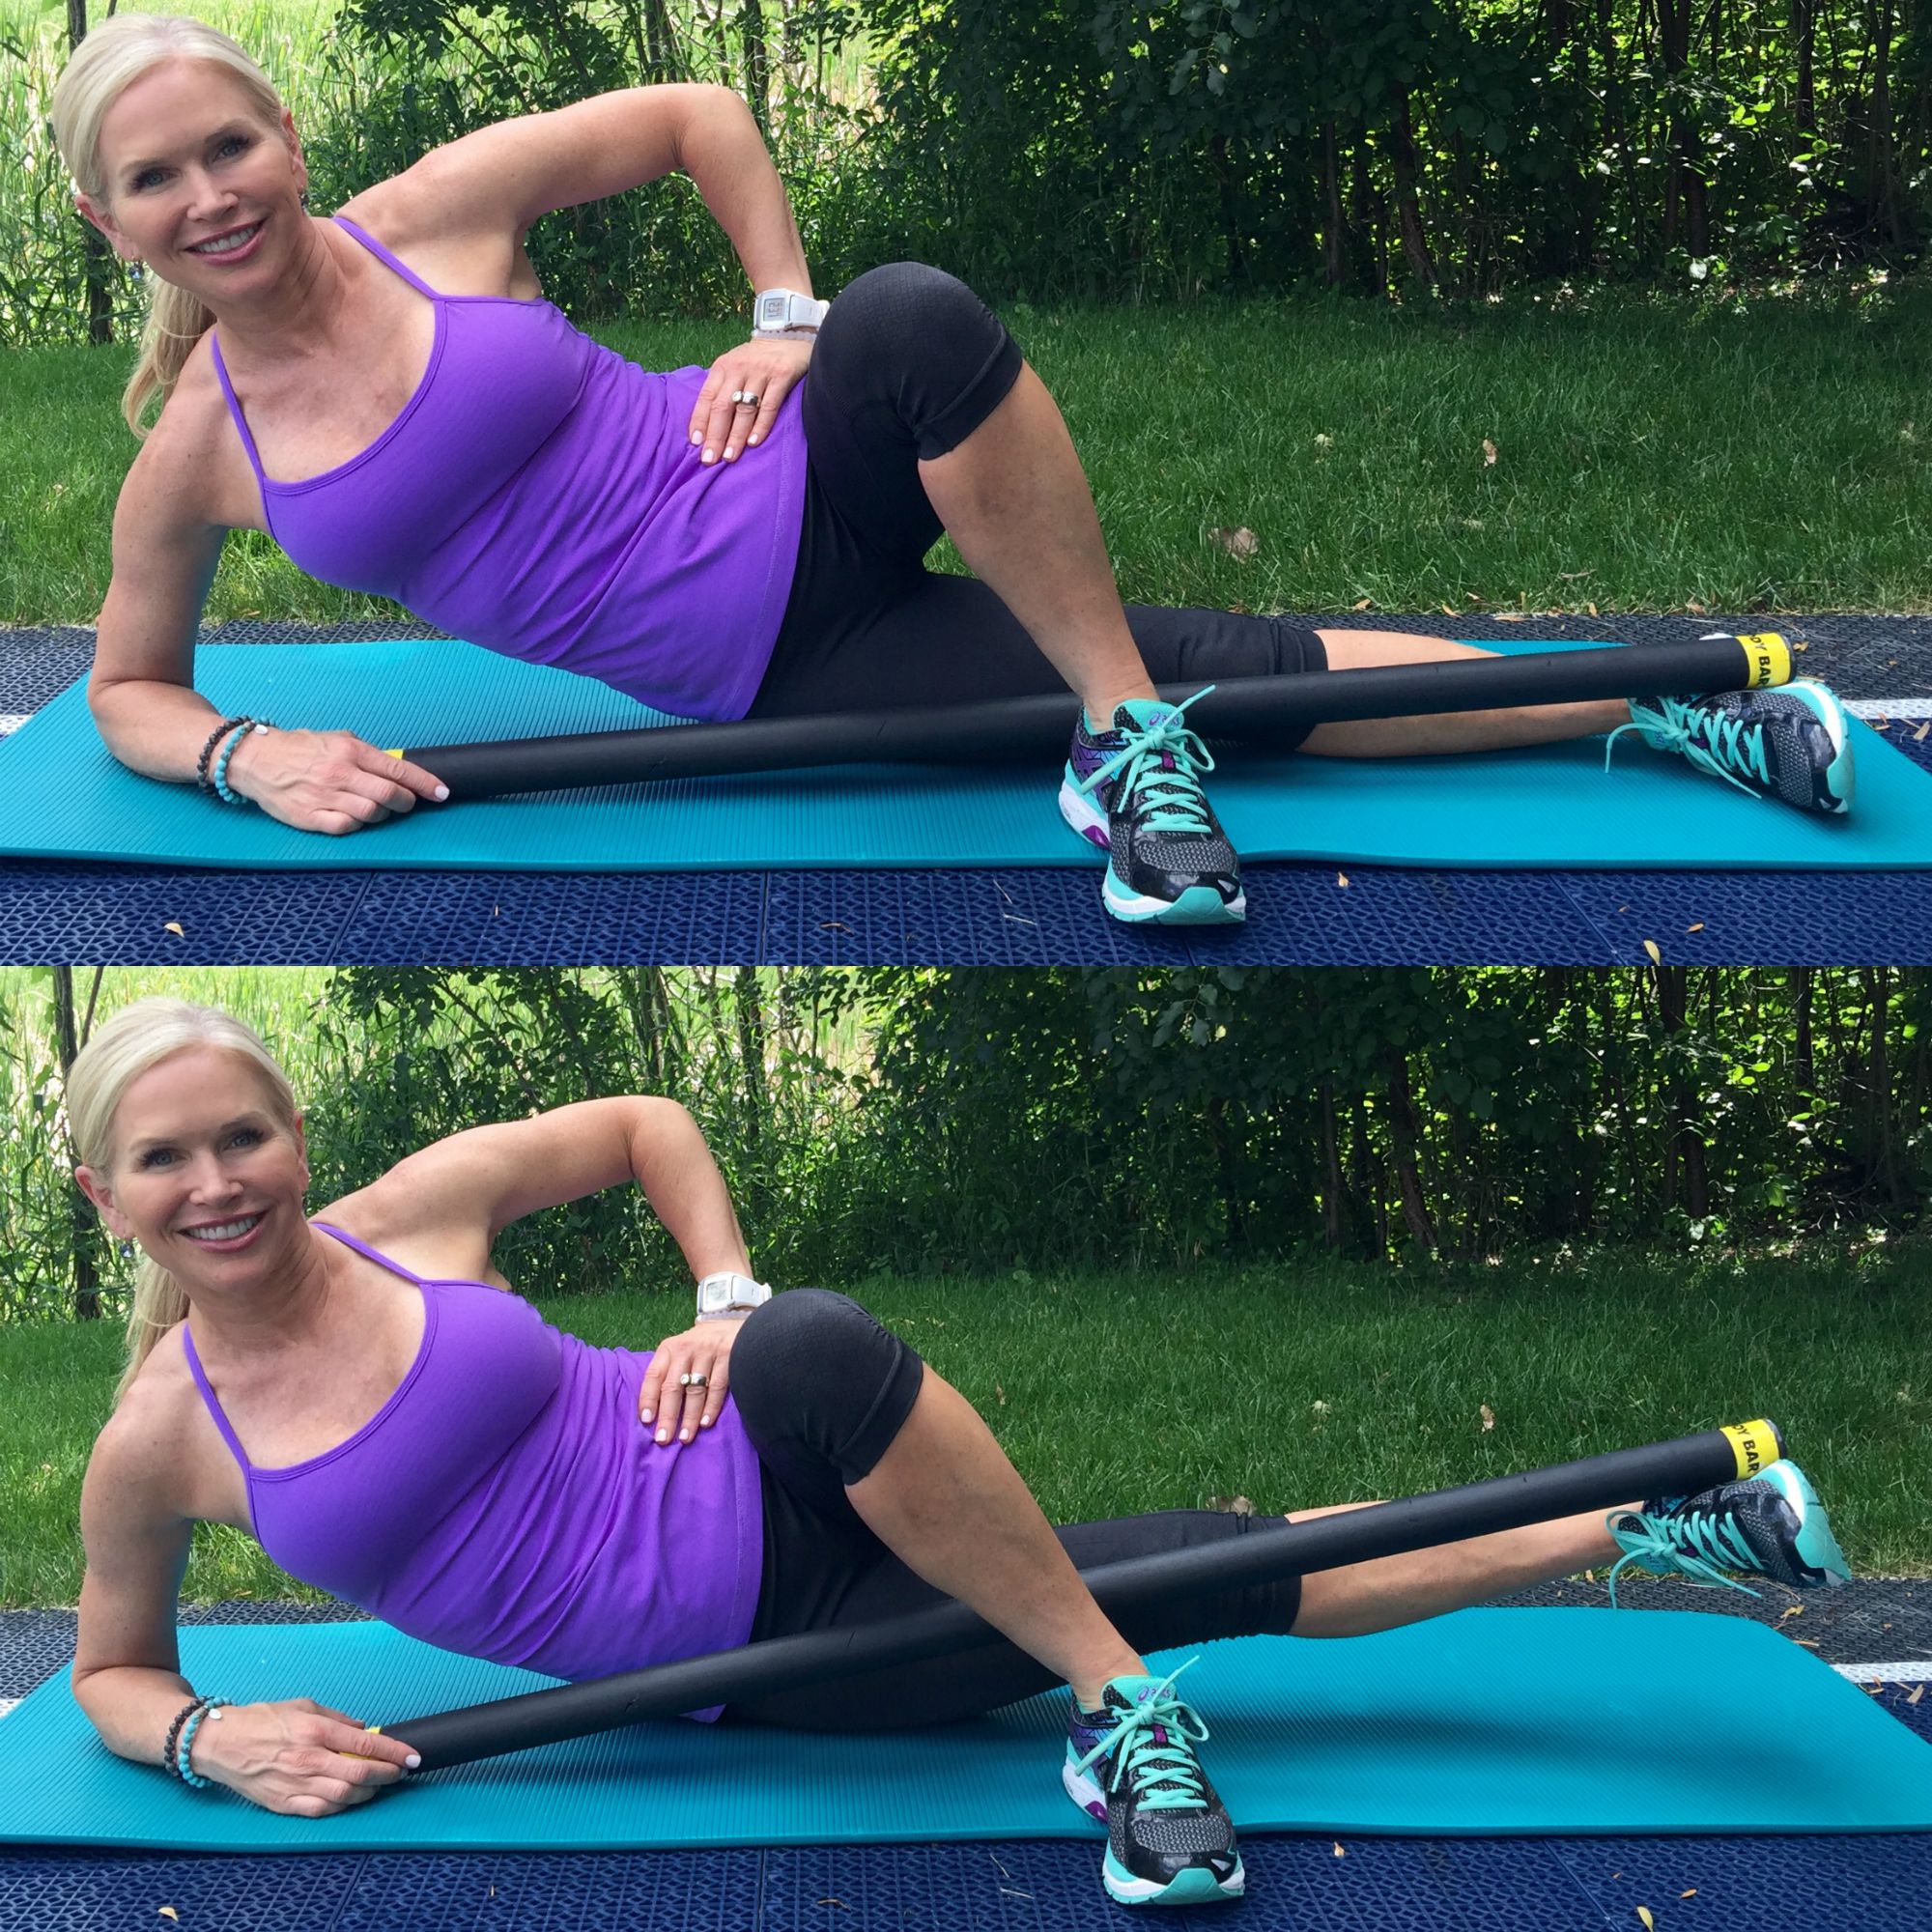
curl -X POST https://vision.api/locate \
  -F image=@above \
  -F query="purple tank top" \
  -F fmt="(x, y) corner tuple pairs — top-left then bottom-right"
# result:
(207, 215), (806, 721)
(179, 1223), (763, 1714)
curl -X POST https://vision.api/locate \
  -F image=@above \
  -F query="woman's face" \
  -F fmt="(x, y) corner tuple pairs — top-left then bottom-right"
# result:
(76, 1045), (308, 1279)
(78, 59), (306, 294)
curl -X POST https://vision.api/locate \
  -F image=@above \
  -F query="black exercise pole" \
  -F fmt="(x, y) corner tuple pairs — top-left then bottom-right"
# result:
(404, 633), (1793, 802)
(382, 1418), (1782, 1771)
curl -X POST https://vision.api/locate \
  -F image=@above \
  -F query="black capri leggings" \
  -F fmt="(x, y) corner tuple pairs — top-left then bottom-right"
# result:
(746, 262), (1328, 725)
(724, 1289), (1304, 1731)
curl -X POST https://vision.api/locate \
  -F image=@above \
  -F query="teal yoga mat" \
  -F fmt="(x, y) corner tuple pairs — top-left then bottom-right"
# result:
(5, 1611), (1929, 1851)
(5, 639), (1931, 871)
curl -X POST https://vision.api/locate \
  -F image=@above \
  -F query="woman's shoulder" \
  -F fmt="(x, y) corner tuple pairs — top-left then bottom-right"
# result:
(89, 1333), (201, 1497)
(335, 177), (542, 301)
(128, 341), (262, 534)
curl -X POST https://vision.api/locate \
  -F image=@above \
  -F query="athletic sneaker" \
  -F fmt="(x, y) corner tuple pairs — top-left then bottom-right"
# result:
(1060, 693), (1246, 925)
(1605, 672), (1855, 814)
(1063, 1664), (1244, 1908)
(1605, 1459), (1852, 1607)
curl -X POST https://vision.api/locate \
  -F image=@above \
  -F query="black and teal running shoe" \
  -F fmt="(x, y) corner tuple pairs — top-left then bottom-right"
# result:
(1063, 1663), (1244, 1908)
(1060, 693), (1245, 925)
(1605, 1459), (1852, 1607)
(1608, 671), (1855, 815)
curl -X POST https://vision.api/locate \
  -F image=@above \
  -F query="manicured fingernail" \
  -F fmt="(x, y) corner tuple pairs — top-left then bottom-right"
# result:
(656, 1429), (669, 1443)
(405, 1753), (421, 1768)
(639, 1408), (654, 1424)
(701, 448), (715, 463)
(679, 1429), (692, 1442)
(691, 430), (702, 443)
(747, 433), (760, 445)
(433, 784), (448, 801)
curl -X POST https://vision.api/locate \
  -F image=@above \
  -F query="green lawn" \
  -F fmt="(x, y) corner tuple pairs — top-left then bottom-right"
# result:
(6, 289), (1931, 627)
(5, 1247), (1927, 1609)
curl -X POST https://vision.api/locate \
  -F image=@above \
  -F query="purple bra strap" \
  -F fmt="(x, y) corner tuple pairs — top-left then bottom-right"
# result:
(207, 332), (270, 490)
(331, 213), (443, 300)
(179, 1322), (255, 1475)
(311, 1220), (429, 1286)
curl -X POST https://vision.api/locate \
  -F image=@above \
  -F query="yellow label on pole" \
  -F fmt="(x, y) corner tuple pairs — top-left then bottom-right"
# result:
(1736, 633), (1791, 689)
(1720, 1417), (1779, 1478)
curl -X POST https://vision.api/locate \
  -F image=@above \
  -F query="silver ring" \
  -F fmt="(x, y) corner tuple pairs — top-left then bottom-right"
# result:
(680, 1370), (709, 1389)
(733, 390), (759, 409)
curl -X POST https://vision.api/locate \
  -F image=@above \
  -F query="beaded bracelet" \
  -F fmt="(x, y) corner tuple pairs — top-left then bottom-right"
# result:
(176, 1697), (230, 1789)
(212, 721), (270, 805)
(195, 716), (252, 791)
(161, 1695), (209, 1778)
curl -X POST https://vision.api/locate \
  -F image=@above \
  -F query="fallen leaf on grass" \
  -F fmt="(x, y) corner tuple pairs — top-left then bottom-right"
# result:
(1209, 1494), (1256, 1515)
(1480, 1404), (1496, 1432)
(1209, 526), (1259, 558)
(1587, 603), (1600, 616)
(994, 1382), (1007, 1406)
(1441, 604), (1458, 617)
(1481, 439), (1498, 466)
(1352, 597), (1374, 611)
(1642, 940), (1662, 965)
(1492, 611), (1529, 622)
(1685, 600), (1707, 614)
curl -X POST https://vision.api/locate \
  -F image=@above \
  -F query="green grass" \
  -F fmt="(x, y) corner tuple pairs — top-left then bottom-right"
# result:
(6, 1247), (1927, 1609)
(6, 288), (1931, 627)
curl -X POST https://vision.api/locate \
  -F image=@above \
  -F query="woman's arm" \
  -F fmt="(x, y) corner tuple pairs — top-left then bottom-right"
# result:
(359, 1097), (761, 1443)
(413, 85), (815, 462)
(89, 418), (447, 834)
(71, 1388), (417, 1812)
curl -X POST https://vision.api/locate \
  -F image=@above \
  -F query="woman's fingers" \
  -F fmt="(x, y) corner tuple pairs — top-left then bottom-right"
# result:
(690, 339), (815, 463)
(640, 1349), (726, 1442)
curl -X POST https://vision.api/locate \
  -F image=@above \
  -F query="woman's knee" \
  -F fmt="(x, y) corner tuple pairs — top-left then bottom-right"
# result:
(730, 1289), (925, 1482)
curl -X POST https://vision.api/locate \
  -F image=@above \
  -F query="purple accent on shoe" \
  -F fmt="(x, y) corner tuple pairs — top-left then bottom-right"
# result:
(1085, 1799), (1108, 1822)
(1080, 823), (1110, 851)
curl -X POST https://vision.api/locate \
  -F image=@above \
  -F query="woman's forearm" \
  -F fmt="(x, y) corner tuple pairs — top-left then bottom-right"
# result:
(627, 1099), (755, 1282)
(89, 676), (232, 784)
(673, 87), (811, 298)
(71, 1662), (200, 1768)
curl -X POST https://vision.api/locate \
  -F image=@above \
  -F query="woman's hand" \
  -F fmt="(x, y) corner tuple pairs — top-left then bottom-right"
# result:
(190, 1697), (420, 1818)
(639, 1317), (746, 1445)
(688, 335), (815, 467)
(225, 726), (448, 836)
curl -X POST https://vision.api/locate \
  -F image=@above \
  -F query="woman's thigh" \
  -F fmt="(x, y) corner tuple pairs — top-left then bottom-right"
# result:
(752, 563), (1329, 721)
(726, 1506), (1303, 1731)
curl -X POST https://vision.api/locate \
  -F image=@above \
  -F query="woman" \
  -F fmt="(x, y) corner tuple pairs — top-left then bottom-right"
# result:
(69, 999), (1850, 1909)
(51, 17), (1857, 928)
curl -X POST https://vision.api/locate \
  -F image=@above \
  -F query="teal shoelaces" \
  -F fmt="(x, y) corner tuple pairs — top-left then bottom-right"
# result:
(1607, 1505), (1762, 1608)
(1077, 689), (1220, 836)
(1604, 696), (1772, 798)
(1073, 1661), (1213, 1810)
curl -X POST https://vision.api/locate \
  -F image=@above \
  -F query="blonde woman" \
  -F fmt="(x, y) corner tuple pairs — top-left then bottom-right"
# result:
(51, 17), (1857, 927)
(66, 998), (1849, 1908)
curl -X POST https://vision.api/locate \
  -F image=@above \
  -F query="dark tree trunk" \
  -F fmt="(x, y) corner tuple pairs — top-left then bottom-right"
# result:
(52, 967), (103, 1321)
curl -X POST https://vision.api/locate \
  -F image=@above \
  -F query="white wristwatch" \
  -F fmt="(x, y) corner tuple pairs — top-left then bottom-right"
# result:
(696, 1271), (772, 1320)
(753, 289), (829, 337)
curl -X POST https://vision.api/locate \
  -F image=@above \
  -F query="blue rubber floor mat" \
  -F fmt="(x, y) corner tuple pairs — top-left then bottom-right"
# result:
(5, 1612), (1928, 1853)
(7, 639), (1930, 872)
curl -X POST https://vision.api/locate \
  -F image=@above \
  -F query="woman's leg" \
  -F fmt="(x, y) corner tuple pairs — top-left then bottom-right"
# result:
(1302, 632), (1631, 757)
(1281, 1499), (1624, 1637)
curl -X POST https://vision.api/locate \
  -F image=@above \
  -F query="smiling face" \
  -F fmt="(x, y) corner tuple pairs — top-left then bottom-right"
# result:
(76, 1044), (309, 1280)
(77, 58), (306, 291)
